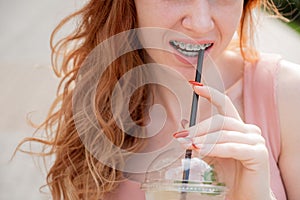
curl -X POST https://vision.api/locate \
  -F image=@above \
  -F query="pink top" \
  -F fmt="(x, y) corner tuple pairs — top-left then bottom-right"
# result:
(244, 53), (286, 200)
(106, 53), (287, 200)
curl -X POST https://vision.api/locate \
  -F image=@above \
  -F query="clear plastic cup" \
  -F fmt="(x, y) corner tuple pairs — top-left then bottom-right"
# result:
(142, 180), (226, 200)
(141, 156), (227, 200)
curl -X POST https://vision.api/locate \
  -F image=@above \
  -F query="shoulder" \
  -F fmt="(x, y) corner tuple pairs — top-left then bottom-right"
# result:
(278, 59), (300, 90)
(277, 59), (300, 137)
(277, 59), (300, 122)
(255, 53), (282, 69)
(277, 59), (300, 199)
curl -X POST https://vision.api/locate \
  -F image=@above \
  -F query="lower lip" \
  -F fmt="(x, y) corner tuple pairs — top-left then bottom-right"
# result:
(174, 53), (198, 65)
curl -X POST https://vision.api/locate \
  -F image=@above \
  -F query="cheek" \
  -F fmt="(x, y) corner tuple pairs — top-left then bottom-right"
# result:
(135, 1), (160, 28)
(135, 1), (179, 28)
(136, 28), (170, 64)
(137, 12), (174, 29)
(217, 5), (243, 36)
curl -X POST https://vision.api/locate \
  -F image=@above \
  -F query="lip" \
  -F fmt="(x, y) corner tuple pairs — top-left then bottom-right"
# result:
(171, 39), (215, 45)
(169, 39), (214, 65)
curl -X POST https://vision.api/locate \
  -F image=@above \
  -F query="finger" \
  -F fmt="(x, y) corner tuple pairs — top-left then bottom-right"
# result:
(194, 143), (269, 166)
(186, 115), (261, 137)
(192, 130), (266, 146)
(176, 137), (193, 149)
(192, 85), (241, 120)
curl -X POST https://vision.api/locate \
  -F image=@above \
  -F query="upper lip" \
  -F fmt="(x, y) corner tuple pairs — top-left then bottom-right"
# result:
(170, 39), (214, 45)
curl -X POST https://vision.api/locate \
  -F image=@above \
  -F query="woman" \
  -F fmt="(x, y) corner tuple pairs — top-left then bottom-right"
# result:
(24, 0), (300, 199)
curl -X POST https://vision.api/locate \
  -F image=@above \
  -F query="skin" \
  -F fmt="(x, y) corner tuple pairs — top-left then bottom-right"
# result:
(135, 0), (244, 82)
(277, 60), (300, 200)
(105, 0), (300, 199)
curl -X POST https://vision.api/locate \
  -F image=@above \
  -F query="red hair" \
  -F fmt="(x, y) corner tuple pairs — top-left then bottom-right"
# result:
(18, 0), (283, 199)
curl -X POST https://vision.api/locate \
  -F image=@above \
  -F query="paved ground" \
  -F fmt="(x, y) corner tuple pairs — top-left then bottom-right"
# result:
(0, 1), (300, 199)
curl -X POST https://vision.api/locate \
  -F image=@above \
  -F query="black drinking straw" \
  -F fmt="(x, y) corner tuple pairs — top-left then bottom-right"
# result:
(181, 48), (205, 188)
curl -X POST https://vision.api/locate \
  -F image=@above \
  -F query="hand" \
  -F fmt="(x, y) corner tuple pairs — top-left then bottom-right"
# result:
(174, 84), (274, 200)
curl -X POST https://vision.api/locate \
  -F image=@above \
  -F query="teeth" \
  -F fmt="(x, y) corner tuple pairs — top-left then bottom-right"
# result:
(177, 49), (199, 57)
(170, 40), (212, 57)
(186, 44), (193, 51)
(179, 42), (185, 49)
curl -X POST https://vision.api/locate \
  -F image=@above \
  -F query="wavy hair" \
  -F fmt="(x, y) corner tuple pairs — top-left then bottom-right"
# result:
(18, 0), (283, 199)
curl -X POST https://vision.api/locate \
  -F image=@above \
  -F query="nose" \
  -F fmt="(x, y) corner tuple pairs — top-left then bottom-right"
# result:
(181, 0), (214, 34)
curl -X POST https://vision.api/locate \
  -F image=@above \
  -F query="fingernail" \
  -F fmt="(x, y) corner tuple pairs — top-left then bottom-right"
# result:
(180, 119), (189, 129)
(173, 130), (189, 138)
(194, 143), (205, 149)
(192, 143), (200, 150)
(189, 80), (203, 87)
(194, 144), (212, 155)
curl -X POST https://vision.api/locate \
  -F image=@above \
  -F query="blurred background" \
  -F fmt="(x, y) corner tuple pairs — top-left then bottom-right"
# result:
(273, 0), (300, 32)
(0, 0), (300, 199)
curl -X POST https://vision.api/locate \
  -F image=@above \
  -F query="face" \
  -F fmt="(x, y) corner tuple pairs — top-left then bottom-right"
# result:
(134, 0), (244, 78)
